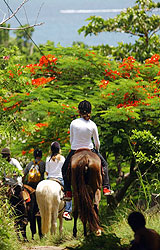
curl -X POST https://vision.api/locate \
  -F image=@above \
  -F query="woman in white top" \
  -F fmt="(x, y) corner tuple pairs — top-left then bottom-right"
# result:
(46, 141), (72, 220)
(62, 100), (113, 201)
(46, 142), (65, 183)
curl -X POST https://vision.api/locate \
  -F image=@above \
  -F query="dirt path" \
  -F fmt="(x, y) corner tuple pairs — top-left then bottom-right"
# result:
(24, 246), (65, 250)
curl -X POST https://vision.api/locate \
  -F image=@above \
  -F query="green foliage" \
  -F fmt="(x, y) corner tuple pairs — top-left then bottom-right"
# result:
(68, 232), (122, 250)
(79, 0), (160, 61)
(0, 23), (10, 47)
(0, 38), (160, 210)
(0, 155), (22, 180)
(130, 129), (160, 165)
(0, 187), (21, 250)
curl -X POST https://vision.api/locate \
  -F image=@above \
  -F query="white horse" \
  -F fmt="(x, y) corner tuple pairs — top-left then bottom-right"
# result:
(36, 180), (65, 235)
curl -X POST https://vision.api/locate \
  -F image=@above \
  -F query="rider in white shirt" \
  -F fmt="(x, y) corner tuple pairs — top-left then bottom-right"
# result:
(62, 100), (114, 201)
(46, 141), (72, 221)
(1, 148), (23, 185)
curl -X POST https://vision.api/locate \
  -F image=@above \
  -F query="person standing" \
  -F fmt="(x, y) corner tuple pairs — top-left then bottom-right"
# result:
(62, 100), (114, 201)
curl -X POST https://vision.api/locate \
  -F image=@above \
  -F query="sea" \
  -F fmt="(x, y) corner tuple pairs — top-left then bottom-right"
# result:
(0, 0), (160, 47)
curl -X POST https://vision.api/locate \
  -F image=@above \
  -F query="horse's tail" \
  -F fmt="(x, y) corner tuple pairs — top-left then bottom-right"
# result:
(36, 185), (52, 234)
(75, 155), (100, 232)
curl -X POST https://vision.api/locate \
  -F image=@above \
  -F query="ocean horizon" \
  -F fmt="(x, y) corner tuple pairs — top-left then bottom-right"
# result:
(1, 0), (160, 47)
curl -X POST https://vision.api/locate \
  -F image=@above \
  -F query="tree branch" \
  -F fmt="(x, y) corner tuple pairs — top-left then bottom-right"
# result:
(0, 22), (44, 30)
(0, 0), (44, 31)
(0, 0), (29, 25)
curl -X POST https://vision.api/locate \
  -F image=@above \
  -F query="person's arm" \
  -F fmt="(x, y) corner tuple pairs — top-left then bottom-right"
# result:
(70, 122), (73, 146)
(12, 158), (23, 171)
(93, 124), (100, 151)
(45, 157), (50, 176)
(22, 162), (31, 183)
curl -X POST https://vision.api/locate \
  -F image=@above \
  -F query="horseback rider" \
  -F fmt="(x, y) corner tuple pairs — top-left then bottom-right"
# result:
(23, 148), (45, 189)
(62, 100), (114, 201)
(46, 141), (72, 221)
(1, 147), (28, 238)
(1, 147), (23, 185)
(23, 149), (45, 239)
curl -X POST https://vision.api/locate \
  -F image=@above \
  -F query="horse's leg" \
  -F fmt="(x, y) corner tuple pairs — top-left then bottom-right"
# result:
(30, 194), (37, 240)
(83, 222), (87, 236)
(50, 211), (58, 235)
(94, 189), (102, 236)
(14, 222), (21, 241)
(94, 189), (101, 214)
(36, 216), (43, 239)
(58, 213), (63, 235)
(20, 223), (28, 242)
(73, 209), (78, 237)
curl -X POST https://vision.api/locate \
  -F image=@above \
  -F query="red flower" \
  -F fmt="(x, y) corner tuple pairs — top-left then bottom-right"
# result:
(145, 54), (160, 65)
(29, 148), (34, 153)
(22, 150), (27, 155)
(40, 140), (45, 144)
(35, 123), (48, 128)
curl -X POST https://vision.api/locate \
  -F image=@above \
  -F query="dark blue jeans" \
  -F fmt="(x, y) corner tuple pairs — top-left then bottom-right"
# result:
(62, 149), (110, 192)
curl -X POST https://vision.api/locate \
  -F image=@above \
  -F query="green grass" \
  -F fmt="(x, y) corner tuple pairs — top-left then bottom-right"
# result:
(21, 198), (160, 250)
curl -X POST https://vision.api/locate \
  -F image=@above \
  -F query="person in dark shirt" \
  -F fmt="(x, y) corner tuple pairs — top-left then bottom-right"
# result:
(23, 149), (45, 189)
(128, 211), (160, 250)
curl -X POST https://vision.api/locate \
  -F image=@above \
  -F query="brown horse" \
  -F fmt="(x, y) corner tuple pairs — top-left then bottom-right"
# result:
(71, 149), (102, 237)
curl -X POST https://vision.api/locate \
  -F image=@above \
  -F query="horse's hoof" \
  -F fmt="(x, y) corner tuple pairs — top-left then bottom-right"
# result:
(96, 229), (101, 236)
(23, 238), (29, 242)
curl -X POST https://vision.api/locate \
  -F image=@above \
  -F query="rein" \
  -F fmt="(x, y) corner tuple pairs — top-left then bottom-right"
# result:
(58, 203), (66, 214)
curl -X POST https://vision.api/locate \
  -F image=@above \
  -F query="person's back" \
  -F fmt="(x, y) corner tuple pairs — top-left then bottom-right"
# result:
(70, 117), (99, 150)
(23, 149), (45, 189)
(46, 154), (65, 180)
(128, 212), (160, 250)
(133, 227), (160, 250)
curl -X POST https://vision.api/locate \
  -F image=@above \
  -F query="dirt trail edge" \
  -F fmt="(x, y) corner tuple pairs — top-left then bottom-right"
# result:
(24, 246), (65, 250)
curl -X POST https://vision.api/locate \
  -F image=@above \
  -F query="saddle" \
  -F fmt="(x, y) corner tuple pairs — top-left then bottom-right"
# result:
(22, 184), (35, 203)
(74, 148), (91, 154)
(48, 178), (64, 191)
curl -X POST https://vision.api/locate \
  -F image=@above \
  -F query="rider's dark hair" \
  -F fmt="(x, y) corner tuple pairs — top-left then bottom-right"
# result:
(128, 211), (146, 232)
(34, 148), (42, 159)
(78, 100), (92, 115)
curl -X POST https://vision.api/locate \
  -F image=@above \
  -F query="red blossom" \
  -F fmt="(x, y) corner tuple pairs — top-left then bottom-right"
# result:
(39, 55), (57, 67)
(31, 77), (55, 86)
(35, 123), (48, 128)
(22, 150), (27, 155)
(145, 54), (160, 65)
(99, 79), (109, 89)
(29, 148), (34, 153)
(72, 106), (77, 110)
(9, 70), (14, 78)
(104, 69), (121, 80)
(40, 140), (45, 144)
(3, 56), (10, 60)
(62, 104), (70, 108)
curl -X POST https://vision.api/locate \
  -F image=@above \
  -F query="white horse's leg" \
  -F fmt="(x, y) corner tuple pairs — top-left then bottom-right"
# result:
(58, 213), (63, 235)
(50, 210), (58, 235)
